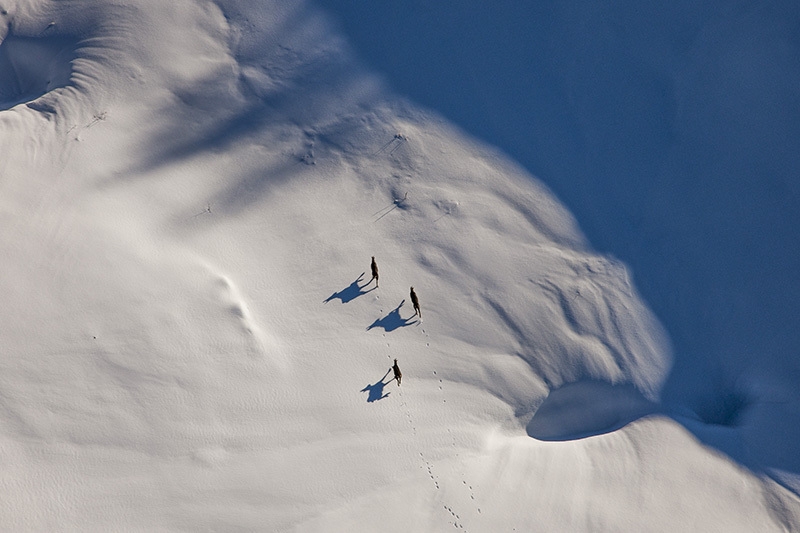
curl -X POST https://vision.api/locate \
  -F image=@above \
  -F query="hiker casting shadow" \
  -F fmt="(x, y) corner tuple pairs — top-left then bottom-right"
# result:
(324, 272), (375, 304)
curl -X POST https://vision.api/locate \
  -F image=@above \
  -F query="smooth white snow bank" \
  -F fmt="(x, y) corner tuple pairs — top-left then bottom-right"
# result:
(0, 0), (798, 531)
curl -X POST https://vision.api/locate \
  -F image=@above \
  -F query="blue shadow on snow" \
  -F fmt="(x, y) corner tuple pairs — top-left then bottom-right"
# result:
(360, 370), (393, 402)
(324, 272), (375, 304)
(366, 300), (418, 332)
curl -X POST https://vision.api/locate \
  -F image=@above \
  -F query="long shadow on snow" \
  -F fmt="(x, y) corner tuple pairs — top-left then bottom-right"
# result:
(366, 300), (417, 332)
(324, 273), (375, 304)
(360, 369), (393, 402)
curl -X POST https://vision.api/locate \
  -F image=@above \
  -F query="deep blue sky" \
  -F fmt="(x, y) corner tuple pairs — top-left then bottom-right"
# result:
(317, 0), (800, 474)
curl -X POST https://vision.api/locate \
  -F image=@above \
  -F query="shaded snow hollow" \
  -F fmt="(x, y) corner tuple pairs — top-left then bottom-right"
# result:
(1, 0), (798, 531)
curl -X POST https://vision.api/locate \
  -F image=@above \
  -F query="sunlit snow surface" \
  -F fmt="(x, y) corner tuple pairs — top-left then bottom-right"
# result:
(1, 0), (798, 531)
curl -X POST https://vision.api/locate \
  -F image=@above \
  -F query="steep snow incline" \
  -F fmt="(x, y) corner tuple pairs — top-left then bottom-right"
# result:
(317, 0), (800, 487)
(1, 0), (798, 531)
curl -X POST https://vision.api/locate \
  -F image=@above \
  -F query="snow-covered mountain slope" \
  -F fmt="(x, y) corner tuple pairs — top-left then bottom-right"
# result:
(318, 0), (800, 491)
(1, 0), (798, 531)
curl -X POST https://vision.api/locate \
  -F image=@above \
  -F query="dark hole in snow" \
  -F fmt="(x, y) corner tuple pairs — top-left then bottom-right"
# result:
(0, 35), (79, 110)
(692, 389), (752, 427)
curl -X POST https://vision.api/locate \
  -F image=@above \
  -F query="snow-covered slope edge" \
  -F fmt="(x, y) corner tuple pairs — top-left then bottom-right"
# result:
(1, 0), (798, 530)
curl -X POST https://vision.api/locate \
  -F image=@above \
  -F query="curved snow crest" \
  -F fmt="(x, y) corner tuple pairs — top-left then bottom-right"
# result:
(0, 1), (139, 116)
(0, 0), (365, 159)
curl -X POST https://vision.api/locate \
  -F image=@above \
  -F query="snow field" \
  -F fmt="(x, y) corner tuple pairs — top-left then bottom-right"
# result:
(1, 0), (799, 530)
